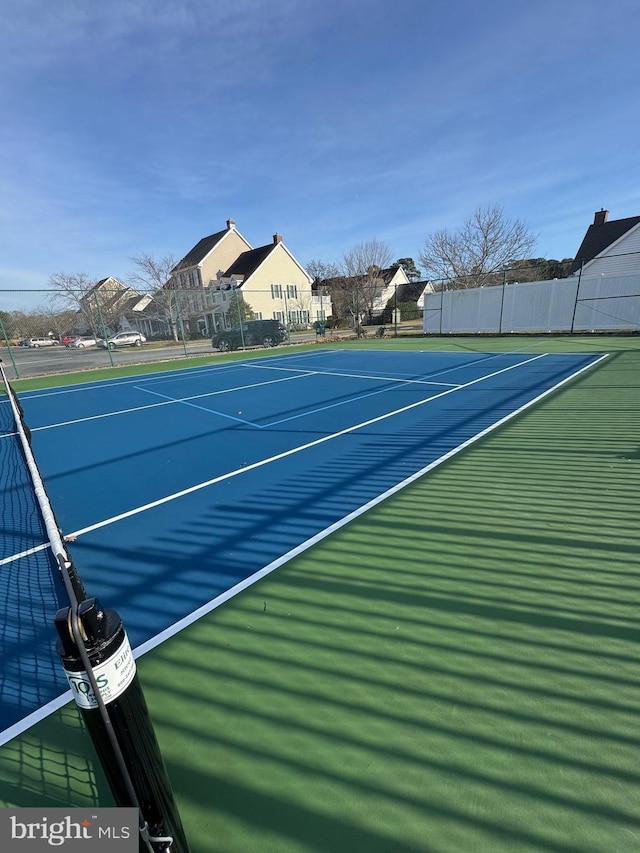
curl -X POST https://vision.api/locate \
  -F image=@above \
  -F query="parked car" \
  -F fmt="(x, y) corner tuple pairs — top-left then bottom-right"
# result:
(27, 337), (59, 347)
(97, 331), (147, 350)
(211, 320), (289, 352)
(68, 336), (97, 348)
(61, 335), (77, 346)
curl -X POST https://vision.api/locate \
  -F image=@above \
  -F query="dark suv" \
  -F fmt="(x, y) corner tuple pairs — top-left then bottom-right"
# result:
(211, 320), (289, 352)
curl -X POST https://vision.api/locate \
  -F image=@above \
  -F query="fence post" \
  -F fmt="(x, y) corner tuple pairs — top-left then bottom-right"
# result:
(234, 286), (246, 349)
(172, 291), (188, 356)
(94, 292), (114, 367)
(394, 284), (398, 337)
(0, 315), (20, 378)
(498, 267), (507, 334)
(570, 261), (583, 334)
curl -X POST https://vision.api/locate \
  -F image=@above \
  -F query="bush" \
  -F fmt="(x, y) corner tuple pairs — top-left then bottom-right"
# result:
(400, 302), (421, 320)
(147, 333), (174, 342)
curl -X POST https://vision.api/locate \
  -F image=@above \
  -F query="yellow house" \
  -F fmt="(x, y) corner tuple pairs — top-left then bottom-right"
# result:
(171, 220), (313, 334)
(170, 220), (253, 290)
(218, 233), (313, 327)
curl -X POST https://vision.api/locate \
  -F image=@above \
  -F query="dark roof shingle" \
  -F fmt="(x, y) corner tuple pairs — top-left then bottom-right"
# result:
(571, 216), (640, 273)
(172, 229), (228, 272)
(223, 244), (276, 280)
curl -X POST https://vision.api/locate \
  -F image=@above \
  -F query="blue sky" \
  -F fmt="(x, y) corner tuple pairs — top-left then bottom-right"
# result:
(2, 0), (639, 310)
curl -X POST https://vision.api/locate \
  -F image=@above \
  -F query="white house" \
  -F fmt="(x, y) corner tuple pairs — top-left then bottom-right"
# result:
(571, 209), (640, 277)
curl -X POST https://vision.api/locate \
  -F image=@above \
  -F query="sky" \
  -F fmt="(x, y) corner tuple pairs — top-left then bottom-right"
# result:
(2, 0), (639, 311)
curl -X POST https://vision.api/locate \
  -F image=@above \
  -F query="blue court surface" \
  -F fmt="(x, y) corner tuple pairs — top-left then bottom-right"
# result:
(0, 348), (605, 744)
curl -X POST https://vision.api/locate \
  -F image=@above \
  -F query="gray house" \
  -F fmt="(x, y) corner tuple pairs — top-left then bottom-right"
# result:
(571, 209), (640, 276)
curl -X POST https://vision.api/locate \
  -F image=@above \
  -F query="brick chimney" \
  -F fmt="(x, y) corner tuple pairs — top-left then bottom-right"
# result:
(593, 209), (609, 226)
(226, 219), (236, 230)
(273, 233), (282, 244)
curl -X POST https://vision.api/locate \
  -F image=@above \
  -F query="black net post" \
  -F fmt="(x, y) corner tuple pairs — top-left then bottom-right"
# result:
(54, 598), (190, 853)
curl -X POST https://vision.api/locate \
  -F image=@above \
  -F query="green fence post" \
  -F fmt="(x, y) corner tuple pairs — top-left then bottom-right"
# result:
(0, 314), (20, 378)
(94, 292), (114, 367)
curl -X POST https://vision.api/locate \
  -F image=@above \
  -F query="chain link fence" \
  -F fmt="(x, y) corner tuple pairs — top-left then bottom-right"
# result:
(1, 284), (410, 380)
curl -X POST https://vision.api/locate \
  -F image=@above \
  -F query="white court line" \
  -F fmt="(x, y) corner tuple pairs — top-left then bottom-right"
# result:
(0, 542), (49, 567)
(134, 353), (610, 657)
(0, 351), (608, 745)
(250, 362), (462, 387)
(52, 352), (550, 540)
(17, 372), (318, 434)
(8, 350), (486, 435)
(0, 692), (74, 748)
(13, 349), (332, 403)
(3, 352), (548, 567)
(137, 357), (477, 429)
(259, 348), (515, 385)
(14, 360), (247, 402)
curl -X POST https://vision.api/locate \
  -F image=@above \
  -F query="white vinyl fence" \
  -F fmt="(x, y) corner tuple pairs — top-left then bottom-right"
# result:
(423, 272), (640, 334)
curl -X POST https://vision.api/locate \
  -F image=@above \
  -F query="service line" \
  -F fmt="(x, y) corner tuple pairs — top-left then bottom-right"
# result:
(65, 352), (550, 539)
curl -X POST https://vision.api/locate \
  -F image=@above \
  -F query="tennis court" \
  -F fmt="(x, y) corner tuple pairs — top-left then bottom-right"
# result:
(2, 337), (639, 853)
(1, 347), (603, 742)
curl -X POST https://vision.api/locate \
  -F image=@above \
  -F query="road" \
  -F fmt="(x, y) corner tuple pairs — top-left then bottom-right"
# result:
(1, 333), (320, 381)
(2, 325), (421, 381)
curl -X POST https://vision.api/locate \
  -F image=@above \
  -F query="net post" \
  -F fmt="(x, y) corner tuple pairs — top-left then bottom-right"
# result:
(54, 599), (190, 853)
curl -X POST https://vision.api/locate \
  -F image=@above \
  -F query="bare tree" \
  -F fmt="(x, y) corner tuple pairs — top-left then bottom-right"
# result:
(341, 239), (393, 329)
(306, 259), (341, 283)
(128, 254), (180, 340)
(48, 272), (105, 334)
(419, 205), (537, 289)
(41, 298), (78, 339)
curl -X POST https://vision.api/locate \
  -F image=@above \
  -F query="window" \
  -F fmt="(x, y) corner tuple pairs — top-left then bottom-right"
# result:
(287, 310), (310, 326)
(287, 284), (298, 299)
(273, 311), (284, 321)
(253, 312), (263, 320)
(271, 283), (282, 299)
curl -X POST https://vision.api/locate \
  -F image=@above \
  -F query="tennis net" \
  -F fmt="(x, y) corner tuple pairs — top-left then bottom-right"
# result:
(0, 362), (71, 739)
(0, 361), (190, 852)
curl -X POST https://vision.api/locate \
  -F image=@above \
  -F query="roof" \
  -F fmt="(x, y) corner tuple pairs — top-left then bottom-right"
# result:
(172, 229), (229, 272)
(379, 265), (408, 284)
(570, 215), (640, 274)
(318, 265), (407, 288)
(223, 244), (277, 281)
(396, 281), (430, 302)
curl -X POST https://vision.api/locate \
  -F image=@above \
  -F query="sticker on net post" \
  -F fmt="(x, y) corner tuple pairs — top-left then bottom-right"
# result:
(64, 634), (137, 709)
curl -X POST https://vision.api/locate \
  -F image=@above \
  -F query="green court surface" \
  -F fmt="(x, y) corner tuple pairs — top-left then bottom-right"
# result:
(1, 336), (639, 852)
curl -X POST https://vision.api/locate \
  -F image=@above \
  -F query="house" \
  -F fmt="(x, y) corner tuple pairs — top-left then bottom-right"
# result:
(373, 265), (412, 316)
(169, 221), (314, 335)
(79, 277), (152, 335)
(170, 220), (253, 290)
(408, 281), (436, 315)
(219, 233), (313, 328)
(570, 209), (640, 276)
(319, 264), (411, 325)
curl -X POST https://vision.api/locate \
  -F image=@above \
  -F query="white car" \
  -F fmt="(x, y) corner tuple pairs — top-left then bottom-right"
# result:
(27, 337), (59, 347)
(98, 331), (147, 350)
(68, 336), (98, 348)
